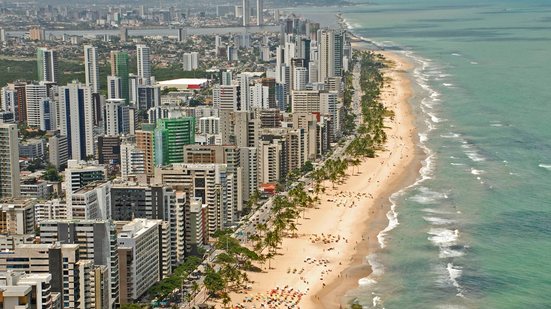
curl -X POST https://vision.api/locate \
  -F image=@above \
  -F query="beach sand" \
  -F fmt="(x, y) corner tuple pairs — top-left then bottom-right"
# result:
(224, 50), (421, 309)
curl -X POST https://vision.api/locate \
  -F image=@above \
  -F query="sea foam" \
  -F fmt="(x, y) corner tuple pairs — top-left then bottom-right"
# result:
(538, 163), (551, 170)
(428, 228), (459, 246)
(423, 216), (454, 225)
(410, 187), (448, 204)
(447, 263), (465, 297)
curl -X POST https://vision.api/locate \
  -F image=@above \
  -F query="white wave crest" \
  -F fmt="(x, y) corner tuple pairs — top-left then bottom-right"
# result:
(423, 216), (454, 225)
(428, 228), (459, 246)
(447, 263), (465, 297)
(464, 150), (486, 162)
(377, 201), (399, 249)
(538, 163), (551, 170)
(428, 112), (444, 123)
(358, 277), (377, 287)
(409, 187), (448, 204)
(367, 254), (385, 276)
(440, 133), (460, 138)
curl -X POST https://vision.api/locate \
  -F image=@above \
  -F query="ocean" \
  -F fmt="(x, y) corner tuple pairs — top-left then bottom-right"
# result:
(299, 0), (551, 308)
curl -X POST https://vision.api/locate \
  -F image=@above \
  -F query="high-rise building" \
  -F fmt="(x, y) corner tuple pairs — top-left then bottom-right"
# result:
(57, 82), (94, 161)
(177, 28), (187, 42)
(68, 180), (112, 220)
(221, 71), (233, 86)
(48, 132), (69, 170)
(0, 86), (16, 117)
(318, 29), (335, 83)
(308, 61), (318, 83)
(0, 28), (6, 42)
(0, 111), (15, 124)
(29, 26), (45, 41)
(38, 98), (53, 131)
(136, 85), (160, 111)
(293, 67), (308, 91)
(135, 127), (155, 177)
(334, 30), (345, 77)
(39, 220), (120, 308)
(261, 45), (271, 62)
(136, 44), (151, 84)
(120, 141), (145, 180)
(239, 147), (258, 202)
(0, 243), (85, 308)
(107, 75), (123, 99)
(34, 199), (68, 223)
(110, 51), (130, 103)
(117, 219), (164, 304)
(182, 52), (199, 71)
(261, 78), (277, 108)
(120, 27), (128, 42)
(184, 197), (206, 255)
(97, 136), (121, 164)
(104, 98), (125, 136)
(197, 116), (220, 135)
(256, 0), (263, 26)
(154, 117), (195, 165)
(250, 83), (268, 109)
(320, 91), (339, 137)
(258, 135), (287, 184)
(13, 82), (27, 123)
(213, 85), (240, 111)
(24, 83), (47, 128)
(242, 0), (250, 26)
(154, 163), (234, 234)
(64, 160), (106, 194)
(0, 271), (58, 308)
(0, 200), (34, 234)
(238, 74), (252, 111)
(0, 124), (20, 198)
(84, 45), (99, 93)
(36, 48), (59, 84)
(183, 144), (243, 218)
(291, 90), (320, 113)
(110, 183), (180, 267)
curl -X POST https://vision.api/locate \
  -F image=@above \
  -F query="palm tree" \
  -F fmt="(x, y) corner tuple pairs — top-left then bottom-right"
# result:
(256, 223), (267, 238)
(190, 281), (199, 307)
(287, 221), (298, 237)
(221, 292), (231, 309)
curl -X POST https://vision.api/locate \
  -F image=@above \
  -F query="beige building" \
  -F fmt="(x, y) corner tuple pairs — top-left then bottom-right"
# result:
(135, 129), (155, 178)
(0, 124), (20, 198)
(29, 26), (45, 41)
(117, 219), (164, 304)
(0, 199), (35, 235)
(291, 90), (320, 114)
(0, 243), (98, 309)
(154, 163), (235, 235)
(0, 271), (59, 309)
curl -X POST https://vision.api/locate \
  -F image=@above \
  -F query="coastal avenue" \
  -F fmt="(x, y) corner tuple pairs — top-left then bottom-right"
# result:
(181, 61), (364, 308)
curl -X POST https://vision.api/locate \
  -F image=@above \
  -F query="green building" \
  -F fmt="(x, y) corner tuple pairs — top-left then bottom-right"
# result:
(155, 117), (195, 165)
(110, 51), (130, 103)
(37, 47), (59, 83)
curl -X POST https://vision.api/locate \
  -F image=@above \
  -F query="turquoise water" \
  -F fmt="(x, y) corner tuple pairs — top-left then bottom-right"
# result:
(304, 1), (551, 308)
(343, 1), (551, 308)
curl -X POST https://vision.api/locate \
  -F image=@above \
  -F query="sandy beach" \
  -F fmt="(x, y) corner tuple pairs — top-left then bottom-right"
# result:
(224, 49), (421, 309)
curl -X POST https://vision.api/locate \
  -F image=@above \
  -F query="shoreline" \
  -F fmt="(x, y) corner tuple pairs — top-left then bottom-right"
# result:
(315, 49), (424, 308)
(223, 48), (422, 309)
(314, 49), (423, 308)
